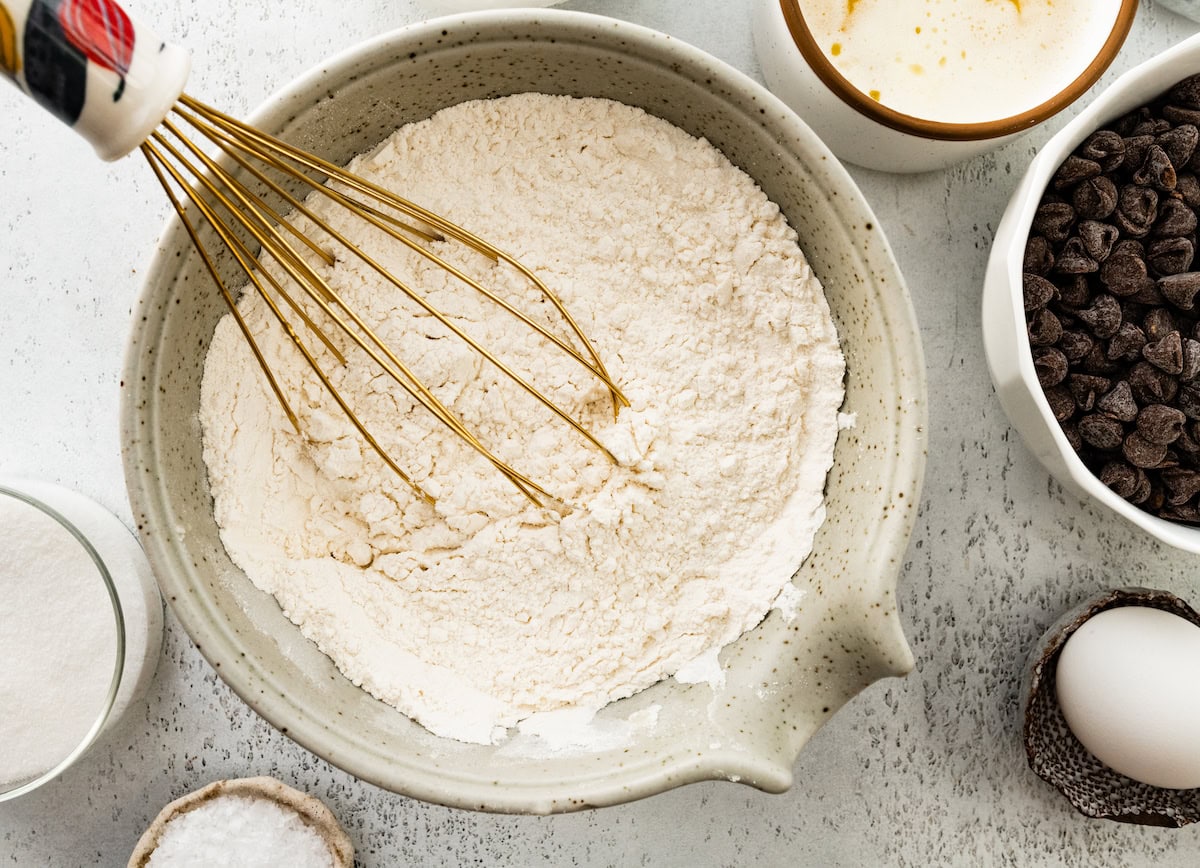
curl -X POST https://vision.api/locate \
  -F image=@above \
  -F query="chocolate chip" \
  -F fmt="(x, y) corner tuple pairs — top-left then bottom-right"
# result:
(1127, 280), (1169, 306)
(1131, 472), (1155, 504)
(1060, 329), (1095, 362)
(1178, 172), (1200, 207)
(1147, 236), (1194, 275)
(1114, 185), (1160, 236)
(1078, 130), (1125, 172)
(1133, 144), (1179, 191)
(1075, 294), (1122, 338)
(1169, 107), (1200, 133)
(1097, 379), (1139, 421)
(1080, 413), (1125, 450)
(1068, 374), (1111, 412)
(1136, 118), (1174, 137)
(1178, 384), (1200, 421)
(1153, 198), (1199, 237)
(1124, 431), (1169, 468)
(1033, 201), (1077, 243)
(1123, 134), (1156, 170)
(1073, 176), (1119, 219)
(1034, 346), (1069, 388)
(1160, 124), (1200, 168)
(1060, 276), (1099, 309)
(1169, 74), (1200, 110)
(1107, 322), (1147, 361)
(1161, 502), (1200, 523)
(1100, 461), (1141, 498)
(1028, 308), (1063, 346)
(1081, 343), (1122, 375)
(1045, 385), (1075, 422)
(1053, 155), (1102, 190)
(1162, 466), (1200, 504)
(1143, 307), (1178, 341)
(1158, 271), (1200, 310)
(1183, 338), (1200, 382)
(1100, 248), (1153, 296)
(1078, 220), (1120, 262)
(1054, 237), (1099, 274)
(1176, 426), (1200, 456)
(1129, 359), (1179, 404)
(1143, 330), (1184, 374)
(1024, 235), (1055, 275)
(1137, 403), (1187, 445)
(1023, 273), (1057, 311)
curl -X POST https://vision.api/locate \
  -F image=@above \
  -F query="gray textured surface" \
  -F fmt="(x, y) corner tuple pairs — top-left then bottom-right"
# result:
(1, 0), (1199, 865)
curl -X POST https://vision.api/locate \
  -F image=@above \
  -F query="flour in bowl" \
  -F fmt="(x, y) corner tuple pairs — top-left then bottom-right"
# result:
(199, 94), (844, 745)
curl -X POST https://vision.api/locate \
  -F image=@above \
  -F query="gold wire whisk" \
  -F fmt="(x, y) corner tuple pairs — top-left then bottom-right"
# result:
(139, 95), (629, 506)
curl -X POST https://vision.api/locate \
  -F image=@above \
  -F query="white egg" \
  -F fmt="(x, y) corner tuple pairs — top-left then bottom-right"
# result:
(1055, 605), (1200, 790)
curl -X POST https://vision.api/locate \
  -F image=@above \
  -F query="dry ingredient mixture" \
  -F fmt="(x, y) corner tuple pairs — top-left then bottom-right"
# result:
(145, 795), (332, 868)
(200, 94), (844, 745)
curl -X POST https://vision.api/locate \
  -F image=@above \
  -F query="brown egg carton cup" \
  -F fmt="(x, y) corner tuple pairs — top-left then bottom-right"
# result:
(128, 776), (354, 866)
(1024, 586), (1200, 827)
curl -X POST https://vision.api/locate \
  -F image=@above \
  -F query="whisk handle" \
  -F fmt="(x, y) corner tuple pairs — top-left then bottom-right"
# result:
(0, 0), (188, 160)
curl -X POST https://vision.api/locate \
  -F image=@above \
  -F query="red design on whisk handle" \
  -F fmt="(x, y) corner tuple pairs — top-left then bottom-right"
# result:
(57, 0), (134, 99)
(0, 0), (189, 160)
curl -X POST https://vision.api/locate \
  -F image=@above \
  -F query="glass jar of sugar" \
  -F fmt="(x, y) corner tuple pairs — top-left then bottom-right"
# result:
(752, 0), (1138, 172)
(0, 481), (163, 800)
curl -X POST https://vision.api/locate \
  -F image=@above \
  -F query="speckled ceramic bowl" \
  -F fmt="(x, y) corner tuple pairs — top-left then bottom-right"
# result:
(982, 32), (1200, 553)
(121, 10), (926, 813)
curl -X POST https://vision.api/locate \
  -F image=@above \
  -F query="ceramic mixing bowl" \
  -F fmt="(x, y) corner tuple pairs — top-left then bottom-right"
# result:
(121, 9), (927, 813)
(983, 32), (1200, 554)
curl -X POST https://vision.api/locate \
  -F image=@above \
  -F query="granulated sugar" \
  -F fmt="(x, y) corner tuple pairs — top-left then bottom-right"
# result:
(146, 795), (332, 867)
(199, 94), (844, 745)
(0, 492), (116, 788)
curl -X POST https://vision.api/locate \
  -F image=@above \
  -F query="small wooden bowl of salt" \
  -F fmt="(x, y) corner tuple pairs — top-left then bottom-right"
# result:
(128, 777), (353, 867)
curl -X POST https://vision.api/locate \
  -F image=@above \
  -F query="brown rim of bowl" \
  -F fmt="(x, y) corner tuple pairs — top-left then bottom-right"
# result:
(778, 0), (1138, 142)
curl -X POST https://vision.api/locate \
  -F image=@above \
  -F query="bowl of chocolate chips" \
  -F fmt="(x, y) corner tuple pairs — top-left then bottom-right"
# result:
(984, 33), (1200, 551)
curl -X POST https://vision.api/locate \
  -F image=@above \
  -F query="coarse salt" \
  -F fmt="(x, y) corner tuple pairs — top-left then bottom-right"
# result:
(145, 795), (333, 868)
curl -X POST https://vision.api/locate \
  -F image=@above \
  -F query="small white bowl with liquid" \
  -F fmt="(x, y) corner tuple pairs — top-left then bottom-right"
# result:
(752, 0), (1138, 173)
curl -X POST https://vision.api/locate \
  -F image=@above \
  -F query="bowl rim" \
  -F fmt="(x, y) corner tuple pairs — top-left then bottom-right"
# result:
(122, 7), (927, 812)
(993, 31), (1200, 553)
(776, 0), (1138, 142)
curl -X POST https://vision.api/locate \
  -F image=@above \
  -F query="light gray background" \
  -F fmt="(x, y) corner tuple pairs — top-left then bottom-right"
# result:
(2, 1), (1199, 865)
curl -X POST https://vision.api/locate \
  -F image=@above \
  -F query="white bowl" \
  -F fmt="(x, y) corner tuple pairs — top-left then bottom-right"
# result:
(983, 32), (1200, 553)
(121, 10), (927, 813)
(752, 0), (1136, 173)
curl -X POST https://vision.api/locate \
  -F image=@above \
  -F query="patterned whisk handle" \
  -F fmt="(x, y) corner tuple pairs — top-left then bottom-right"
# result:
(0, 0), (188, 160)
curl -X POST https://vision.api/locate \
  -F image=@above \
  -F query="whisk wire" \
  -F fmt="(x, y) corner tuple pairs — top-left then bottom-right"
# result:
(143, 137), (441, 504)
(177, 96), (627, 412)
(168, 104), (620, 466)
(179, 99), (625, 409)
(146, 96), (623, 505)
(142, 143), (302, 437)
(147, 124), (558, 504)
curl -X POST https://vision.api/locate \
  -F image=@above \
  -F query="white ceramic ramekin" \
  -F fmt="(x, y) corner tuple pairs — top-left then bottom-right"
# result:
(983, 32), (1200, 553)
(752, 0), (1137, 173)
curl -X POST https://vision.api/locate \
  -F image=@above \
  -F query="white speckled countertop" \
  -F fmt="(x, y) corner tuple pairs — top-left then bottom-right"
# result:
(2, 0), (1199, 864)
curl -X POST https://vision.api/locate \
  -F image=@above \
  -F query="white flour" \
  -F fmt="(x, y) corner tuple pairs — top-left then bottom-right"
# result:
(199, 94), (844, 745)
